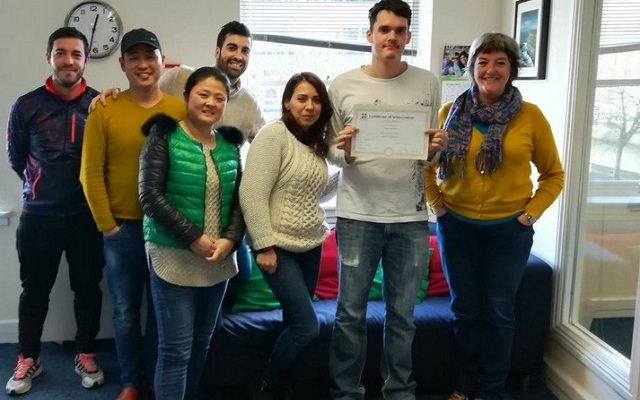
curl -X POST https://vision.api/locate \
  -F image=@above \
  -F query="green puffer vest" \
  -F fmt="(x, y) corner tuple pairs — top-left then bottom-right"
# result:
(143, 127), (239, 248)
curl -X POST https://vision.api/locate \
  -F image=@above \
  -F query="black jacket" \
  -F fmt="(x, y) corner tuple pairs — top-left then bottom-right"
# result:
(7, 80), (99, 215)
(138, 113), (246, 249)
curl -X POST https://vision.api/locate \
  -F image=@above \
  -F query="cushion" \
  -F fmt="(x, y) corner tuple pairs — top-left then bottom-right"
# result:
(315, 228), (439, 300)
(315, 228), (339, 299)
(368, 262), (384, 300)
(426, 235), (449, 296)
(226, 253), (281, 311)
(416, 248), (434, 303)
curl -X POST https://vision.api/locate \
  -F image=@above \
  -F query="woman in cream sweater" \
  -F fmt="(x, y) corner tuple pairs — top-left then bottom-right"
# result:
(239, 71), (333, 399)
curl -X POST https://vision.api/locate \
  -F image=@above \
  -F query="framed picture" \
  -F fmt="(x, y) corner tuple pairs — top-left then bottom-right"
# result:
(513, 0), (550, 79)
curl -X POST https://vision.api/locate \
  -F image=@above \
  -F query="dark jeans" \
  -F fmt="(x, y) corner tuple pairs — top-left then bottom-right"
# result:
(16, 210), (104, 359)
(103, 219), (156, 387)
(150, 268), (227, 400)
(261, 246), (322, 384)
(436, 213), (534, 400)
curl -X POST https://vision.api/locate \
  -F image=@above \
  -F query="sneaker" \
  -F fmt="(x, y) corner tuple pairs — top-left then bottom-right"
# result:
(448, 392), (470, 400)
(74, 353), (105, 389)
(5, 354), (43, 395)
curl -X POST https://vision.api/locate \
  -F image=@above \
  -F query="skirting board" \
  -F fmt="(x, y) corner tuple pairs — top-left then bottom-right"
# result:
(0, 320), (18, 344)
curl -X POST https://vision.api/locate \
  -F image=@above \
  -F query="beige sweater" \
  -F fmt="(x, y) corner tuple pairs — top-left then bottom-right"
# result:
(239, 120), (329, 252)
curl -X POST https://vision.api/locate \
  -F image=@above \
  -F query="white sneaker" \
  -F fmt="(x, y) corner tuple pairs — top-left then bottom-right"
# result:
(74, 353), (105, 389)
(6, 354), (43, 395)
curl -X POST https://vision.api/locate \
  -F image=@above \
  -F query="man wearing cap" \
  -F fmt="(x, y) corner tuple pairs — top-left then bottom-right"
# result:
(80, 28), (185, 400)
(92, 21), (264, 143)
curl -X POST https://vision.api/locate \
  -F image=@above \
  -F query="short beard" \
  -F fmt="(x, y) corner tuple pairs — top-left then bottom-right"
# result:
(216, 61), (243, 82)
(53, 70), (83, 88)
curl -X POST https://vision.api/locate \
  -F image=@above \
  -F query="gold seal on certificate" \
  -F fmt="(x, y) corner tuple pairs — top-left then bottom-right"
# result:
(351, 104), (431, 159)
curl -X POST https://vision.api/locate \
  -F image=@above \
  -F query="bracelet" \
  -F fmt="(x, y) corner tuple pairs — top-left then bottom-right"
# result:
(253, 246), (275, 254)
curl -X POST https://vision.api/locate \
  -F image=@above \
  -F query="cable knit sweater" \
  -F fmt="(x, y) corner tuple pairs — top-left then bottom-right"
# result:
(239, 120), (329, 252)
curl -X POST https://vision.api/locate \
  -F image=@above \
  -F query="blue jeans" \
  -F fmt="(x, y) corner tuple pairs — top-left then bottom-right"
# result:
(150, 268), (227, 400)
(436, 213), (533, 400)
(329, 218), (430, 400)
(261, 246), (322, 384)
(103, 219), (156, 387)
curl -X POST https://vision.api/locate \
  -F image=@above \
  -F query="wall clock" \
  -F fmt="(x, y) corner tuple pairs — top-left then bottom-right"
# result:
(65, 1), (123, 59)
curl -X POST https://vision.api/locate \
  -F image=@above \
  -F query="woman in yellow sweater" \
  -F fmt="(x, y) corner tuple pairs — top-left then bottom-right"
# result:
(425, 32), (564, 400)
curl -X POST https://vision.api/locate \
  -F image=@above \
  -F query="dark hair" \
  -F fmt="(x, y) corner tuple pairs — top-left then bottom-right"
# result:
(216, 21), (252, 49)
(281, 72), (333, 158)
(466, 32), (520, 83)
(457, 50), (468, 69)
(368, 0), (412, 30)
(184, 66), (231, 100)
(47, 27), (89, 57)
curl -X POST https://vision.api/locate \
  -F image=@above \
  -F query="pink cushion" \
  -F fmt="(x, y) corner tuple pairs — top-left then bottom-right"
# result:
(426, 235), (450, 296)
(315, 228), (339, 299)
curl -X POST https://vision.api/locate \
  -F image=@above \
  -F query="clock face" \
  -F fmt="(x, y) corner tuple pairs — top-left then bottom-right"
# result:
(65, 1), (122, 59)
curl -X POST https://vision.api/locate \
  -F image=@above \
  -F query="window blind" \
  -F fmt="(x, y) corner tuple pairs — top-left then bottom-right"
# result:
(240, 0), (421, 56)
(600, 0), (640, 47)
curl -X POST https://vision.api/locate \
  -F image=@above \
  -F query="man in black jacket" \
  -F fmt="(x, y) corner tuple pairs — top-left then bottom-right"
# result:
(6, 27), (105, 396)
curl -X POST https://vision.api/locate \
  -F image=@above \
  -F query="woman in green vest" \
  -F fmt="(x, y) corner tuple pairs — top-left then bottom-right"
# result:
(138, 66), (245, 400)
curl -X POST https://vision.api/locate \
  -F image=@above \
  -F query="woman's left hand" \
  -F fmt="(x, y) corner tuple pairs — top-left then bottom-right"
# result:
(206, 238), (236, 261)
(426, 128), (449, 160)
(517, 213), (536, 226)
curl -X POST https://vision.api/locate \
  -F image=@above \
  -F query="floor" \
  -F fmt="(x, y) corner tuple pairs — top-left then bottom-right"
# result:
(1, 339), (558, 399)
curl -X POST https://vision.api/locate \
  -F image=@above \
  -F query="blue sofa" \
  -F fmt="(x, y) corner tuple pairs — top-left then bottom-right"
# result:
(199, 254), (553, 399)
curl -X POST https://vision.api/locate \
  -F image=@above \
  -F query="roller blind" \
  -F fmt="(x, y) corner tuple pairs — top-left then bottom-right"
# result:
(600, 0), (640, 47)
(240, 0), (421, 56)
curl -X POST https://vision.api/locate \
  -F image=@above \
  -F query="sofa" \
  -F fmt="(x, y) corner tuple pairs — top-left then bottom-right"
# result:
(199, 230), (553, 399)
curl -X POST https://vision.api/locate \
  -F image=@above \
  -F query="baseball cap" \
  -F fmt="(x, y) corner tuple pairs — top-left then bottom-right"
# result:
(121, 28), (162, 54)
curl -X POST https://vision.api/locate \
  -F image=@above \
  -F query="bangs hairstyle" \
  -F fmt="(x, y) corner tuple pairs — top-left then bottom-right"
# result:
(47, 27), (89, 57)
(465, 32), (521, 83)
(368, 0), (412, 30)
(183, 66), (231, 100)
(281, 72), (333, 158)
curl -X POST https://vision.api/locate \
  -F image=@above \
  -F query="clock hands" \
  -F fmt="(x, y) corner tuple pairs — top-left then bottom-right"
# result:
(88, 14), (99, 55)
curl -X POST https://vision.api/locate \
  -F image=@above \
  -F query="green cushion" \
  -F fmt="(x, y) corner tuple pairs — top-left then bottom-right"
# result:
(415, 248), (434, 303)
(227, 253), (281, 311)
(368, 261), (385, 300)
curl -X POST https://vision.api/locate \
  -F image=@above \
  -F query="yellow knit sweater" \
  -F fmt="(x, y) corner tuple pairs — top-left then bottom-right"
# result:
(80, 91), (185, 231)
(425, 101), (564, 220)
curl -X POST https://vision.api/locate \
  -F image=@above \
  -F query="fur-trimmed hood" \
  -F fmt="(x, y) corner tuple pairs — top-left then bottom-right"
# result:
(142, 113), (245, 145)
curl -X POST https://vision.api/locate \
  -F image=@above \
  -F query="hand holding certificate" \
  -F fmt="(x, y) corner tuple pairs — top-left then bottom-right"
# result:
(351, 104), (431, 159)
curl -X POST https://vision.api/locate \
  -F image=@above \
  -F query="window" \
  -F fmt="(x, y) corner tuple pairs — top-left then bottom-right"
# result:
(240, 0), (423, 121)
(573, 0), (640, 362)
(240, 0), (424, 220)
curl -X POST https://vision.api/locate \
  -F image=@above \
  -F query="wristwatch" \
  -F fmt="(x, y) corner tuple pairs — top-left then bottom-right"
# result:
(524, 212), (535, 225)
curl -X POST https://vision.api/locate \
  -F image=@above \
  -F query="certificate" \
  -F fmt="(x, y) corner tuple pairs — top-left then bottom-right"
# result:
(351, 104), (431, 159)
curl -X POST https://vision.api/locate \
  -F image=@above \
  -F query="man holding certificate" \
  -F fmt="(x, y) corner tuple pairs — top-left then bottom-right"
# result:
(326, 1), (448, 399)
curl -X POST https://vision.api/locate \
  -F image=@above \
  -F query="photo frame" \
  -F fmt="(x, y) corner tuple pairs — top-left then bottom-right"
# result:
(513, 0), (550, 80)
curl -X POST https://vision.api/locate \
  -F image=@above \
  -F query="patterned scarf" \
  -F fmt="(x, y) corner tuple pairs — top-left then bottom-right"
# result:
(439, 84), (522, 180)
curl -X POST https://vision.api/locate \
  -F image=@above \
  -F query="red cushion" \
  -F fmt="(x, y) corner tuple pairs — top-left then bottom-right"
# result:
(315, 228), (339, 299)
(426, 235), (450, 296)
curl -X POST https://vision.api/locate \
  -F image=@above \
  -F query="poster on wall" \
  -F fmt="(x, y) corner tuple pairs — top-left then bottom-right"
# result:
(513, 0), (550, 79)
(440, 45), (471, 106)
